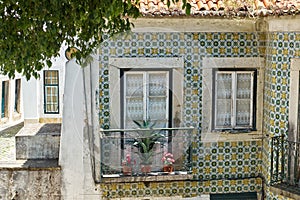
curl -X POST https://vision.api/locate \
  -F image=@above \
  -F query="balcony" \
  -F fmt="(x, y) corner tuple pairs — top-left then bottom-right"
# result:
(270, 136), (300, 198)
(99, 127), (195, 182)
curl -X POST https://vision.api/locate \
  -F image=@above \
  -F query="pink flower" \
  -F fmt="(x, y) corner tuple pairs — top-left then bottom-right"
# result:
(123, 153), (135, 166)
(162, 152), (175, 165)
(126, 153), (131, 164)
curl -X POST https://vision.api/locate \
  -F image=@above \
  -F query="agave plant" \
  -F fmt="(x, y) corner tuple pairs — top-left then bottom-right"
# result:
(132, 119), (165, 165)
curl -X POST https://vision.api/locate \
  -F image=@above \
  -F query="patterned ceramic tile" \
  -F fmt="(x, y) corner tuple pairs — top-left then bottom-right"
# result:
(97, 30), (300, 198)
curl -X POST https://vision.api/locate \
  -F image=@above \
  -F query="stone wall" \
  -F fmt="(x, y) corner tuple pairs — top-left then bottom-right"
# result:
(15, 123), (61, 160)
(0, 160), (61, 200)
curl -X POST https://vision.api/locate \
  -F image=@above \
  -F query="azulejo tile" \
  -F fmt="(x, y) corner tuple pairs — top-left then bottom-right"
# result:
(96, 31), (290, 198)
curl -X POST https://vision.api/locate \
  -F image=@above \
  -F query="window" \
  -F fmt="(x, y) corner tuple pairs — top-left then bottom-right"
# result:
(122, 70), (170, 129)
(214, 70), (256, 130)
(44, 70), (59, 114)
(1, 81), (9, 118)
(100, 57), (190, 178)
(202, 57), (264, 140)
(109, 57), (184, 129)
(14, 79), (21, 113)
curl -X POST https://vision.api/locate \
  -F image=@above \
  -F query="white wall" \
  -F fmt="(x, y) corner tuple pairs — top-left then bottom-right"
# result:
(22, 46), (66, 123)
(0, 74), (24, 128)
(22, 77), (39, 123)
(38, 47), (67, 121)
(59, 57), (100, 199)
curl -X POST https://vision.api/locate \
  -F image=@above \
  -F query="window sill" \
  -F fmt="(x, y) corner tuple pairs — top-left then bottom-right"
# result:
(201, 131), (262, 142)
(101, 172), (193, 183)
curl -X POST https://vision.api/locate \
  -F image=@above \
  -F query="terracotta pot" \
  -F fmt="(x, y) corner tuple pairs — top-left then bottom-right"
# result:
(163, 165), (174, 173)
(140, 165), (152, 173)
(122, 166), (132, 175)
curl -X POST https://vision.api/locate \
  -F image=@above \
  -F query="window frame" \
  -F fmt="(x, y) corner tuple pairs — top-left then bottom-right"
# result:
(109, 57), (184, 130)
(43, 70), (59, 114)
(120, 68), (173, 129)
(202, 57), (264, 141)
(212, 68), (257, 131)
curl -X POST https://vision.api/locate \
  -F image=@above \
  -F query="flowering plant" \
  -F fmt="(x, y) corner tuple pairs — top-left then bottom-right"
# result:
(122, 153), (135, 166)
(162, 152), (175, 165)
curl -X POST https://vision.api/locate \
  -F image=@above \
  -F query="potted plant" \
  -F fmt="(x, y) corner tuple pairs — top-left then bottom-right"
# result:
(122, 153), (135, 175)
(132, 119), (165, 173)
(162, 152), (175, 173)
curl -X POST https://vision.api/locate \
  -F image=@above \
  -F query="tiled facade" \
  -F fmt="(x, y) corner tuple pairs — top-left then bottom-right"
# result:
(99, 32), (260, 129)
(98, 31), (264, 198)
(262, 32), (300, 199)
(97, 18), (300, 199)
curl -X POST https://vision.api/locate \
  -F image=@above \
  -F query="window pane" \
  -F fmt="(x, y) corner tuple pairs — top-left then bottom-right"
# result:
(149, 73), (167, 96)
(236, 100), (251, 126)
(149, 97), (167, 127)
(236, 73), (252, 127)
(215, 73), (232, 128)
(148, 73), (168, 128)
(44, 70), (58, 84)
(45, 86), (59, 113)
(216, 73), (232, 99)
(126, 74), (143, 97)
(126, 98), (144, 128)
(216, 99), (232, 127)
(237, 73), (252, 99)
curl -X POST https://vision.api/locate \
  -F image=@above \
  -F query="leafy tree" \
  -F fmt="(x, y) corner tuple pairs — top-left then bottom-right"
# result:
(0, 0), (190, 79)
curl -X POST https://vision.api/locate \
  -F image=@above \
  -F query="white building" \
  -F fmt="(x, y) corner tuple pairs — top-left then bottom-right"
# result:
(0, 74), (23, 129)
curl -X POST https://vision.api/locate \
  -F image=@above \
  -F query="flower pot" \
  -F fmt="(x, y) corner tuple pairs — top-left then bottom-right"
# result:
(122, 166), (132, 175)
(141, 165), (152, 173)
(163, 165), (174, 173)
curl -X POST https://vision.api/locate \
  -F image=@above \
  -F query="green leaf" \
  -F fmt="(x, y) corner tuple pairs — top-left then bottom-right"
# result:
(186, 3), (191, 15)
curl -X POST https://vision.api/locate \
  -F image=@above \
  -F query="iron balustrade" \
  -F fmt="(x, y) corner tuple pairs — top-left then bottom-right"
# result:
(271, 136), (300, 187)
(100, 127), (195, 177)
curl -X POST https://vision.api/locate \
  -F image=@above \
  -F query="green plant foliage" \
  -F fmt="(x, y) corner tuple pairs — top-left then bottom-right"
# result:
(0, 0), (190, 79)
(132, 119), (165, 164)
(0, 0), (140, 79)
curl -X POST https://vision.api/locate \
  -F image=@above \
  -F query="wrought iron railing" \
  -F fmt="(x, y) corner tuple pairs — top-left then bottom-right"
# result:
(100, 127), (195, 177)
(270, 136), (300, 187)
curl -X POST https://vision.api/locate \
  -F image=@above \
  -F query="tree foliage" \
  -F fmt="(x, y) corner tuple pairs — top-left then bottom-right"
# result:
(0, 0), (140, 79)
(0, 0), (190, 79)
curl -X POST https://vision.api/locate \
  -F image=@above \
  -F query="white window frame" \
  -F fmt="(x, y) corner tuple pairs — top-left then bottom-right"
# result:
(202, 57), (264, 141)
(214, 70), (255, 130)
(109, 57), (184, 129)
(123, 70), (170, 128)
